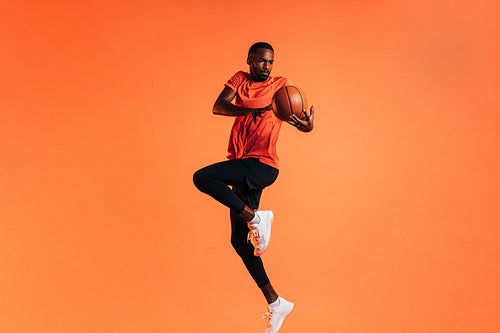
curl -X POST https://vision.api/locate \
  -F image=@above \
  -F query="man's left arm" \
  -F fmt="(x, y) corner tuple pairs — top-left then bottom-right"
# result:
(288, 105), (315, 132)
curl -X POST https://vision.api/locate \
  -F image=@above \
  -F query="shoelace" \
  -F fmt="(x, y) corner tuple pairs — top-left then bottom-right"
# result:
(262, 311), (272, 328)
(247, 229), (259, 243)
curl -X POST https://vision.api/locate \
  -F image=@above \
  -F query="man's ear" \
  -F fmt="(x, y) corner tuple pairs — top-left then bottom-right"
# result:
(246, 56), (251, 65)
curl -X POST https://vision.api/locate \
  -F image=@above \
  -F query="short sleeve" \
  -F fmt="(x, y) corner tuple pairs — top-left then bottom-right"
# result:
(225, 71), (246, 91)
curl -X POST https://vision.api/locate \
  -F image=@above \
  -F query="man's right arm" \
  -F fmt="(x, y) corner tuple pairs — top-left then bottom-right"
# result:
(213, 87), (270, 118)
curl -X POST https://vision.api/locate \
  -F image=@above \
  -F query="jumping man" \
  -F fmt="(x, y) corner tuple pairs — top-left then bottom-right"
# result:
(193, 42), (314, 333)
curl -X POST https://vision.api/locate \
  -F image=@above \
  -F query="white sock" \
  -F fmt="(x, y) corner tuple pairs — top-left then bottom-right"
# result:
(249, 212), (260, 224)
(269, 297), (280, 309)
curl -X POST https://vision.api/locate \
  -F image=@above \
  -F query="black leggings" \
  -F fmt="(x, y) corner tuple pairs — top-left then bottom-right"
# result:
(193, 158), (279, 288)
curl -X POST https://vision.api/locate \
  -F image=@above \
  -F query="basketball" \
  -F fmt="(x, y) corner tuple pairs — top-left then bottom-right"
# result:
(271, 85), (308, 121)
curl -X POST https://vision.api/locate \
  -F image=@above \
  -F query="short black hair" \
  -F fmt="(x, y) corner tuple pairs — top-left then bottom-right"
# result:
(248, 42), (274, 56)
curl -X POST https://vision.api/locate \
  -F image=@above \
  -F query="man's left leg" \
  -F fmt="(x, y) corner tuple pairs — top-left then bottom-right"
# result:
(231, 186), (294, 333)
(230, 186), (278, 304)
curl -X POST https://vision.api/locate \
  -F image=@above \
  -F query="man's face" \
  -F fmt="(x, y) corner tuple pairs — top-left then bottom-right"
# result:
(247, 48), (274, 82)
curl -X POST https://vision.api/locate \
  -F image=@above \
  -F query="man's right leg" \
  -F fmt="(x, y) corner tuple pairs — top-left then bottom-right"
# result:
(194, 158), (276, 255)
(193, 159), (256, 221)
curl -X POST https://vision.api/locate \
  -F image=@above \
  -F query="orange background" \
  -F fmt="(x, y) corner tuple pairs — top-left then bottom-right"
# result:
(1, 0), (499, 332)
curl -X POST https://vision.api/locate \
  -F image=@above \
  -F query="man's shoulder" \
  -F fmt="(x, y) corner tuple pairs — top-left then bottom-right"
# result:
(225, 71), (250, 90)
(270, 75), (288, 82)
(269, 75), (289, 88)
(231, 71), (250, 80)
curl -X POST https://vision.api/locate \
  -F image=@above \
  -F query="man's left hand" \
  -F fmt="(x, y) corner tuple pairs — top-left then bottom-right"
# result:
(288, 105), (314, 132)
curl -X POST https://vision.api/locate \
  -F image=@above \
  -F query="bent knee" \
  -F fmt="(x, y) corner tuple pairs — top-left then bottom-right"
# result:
(193, 169), (207, 191)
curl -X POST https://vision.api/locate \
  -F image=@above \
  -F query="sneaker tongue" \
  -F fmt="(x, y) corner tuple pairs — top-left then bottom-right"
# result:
(269, 298), (281, 309)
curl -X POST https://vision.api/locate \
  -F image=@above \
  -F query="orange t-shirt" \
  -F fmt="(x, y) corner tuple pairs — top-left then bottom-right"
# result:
(225, 71), (289, 169)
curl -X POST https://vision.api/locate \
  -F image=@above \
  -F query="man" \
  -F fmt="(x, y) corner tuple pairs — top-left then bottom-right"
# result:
(193, 42), (314, 333)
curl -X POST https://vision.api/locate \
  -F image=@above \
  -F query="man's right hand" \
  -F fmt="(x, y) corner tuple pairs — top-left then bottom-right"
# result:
(251, 104), (272, 123)
(213, 87), (273, 123)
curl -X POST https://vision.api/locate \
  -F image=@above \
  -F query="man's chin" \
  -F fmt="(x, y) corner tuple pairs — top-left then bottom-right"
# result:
(251, 72), (270, 82)
(258, 74), (270, 81)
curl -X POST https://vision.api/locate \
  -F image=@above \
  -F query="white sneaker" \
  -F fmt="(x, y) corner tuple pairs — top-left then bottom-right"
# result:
(247, 210), (273, 256)
(263, 297), (294, 333)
